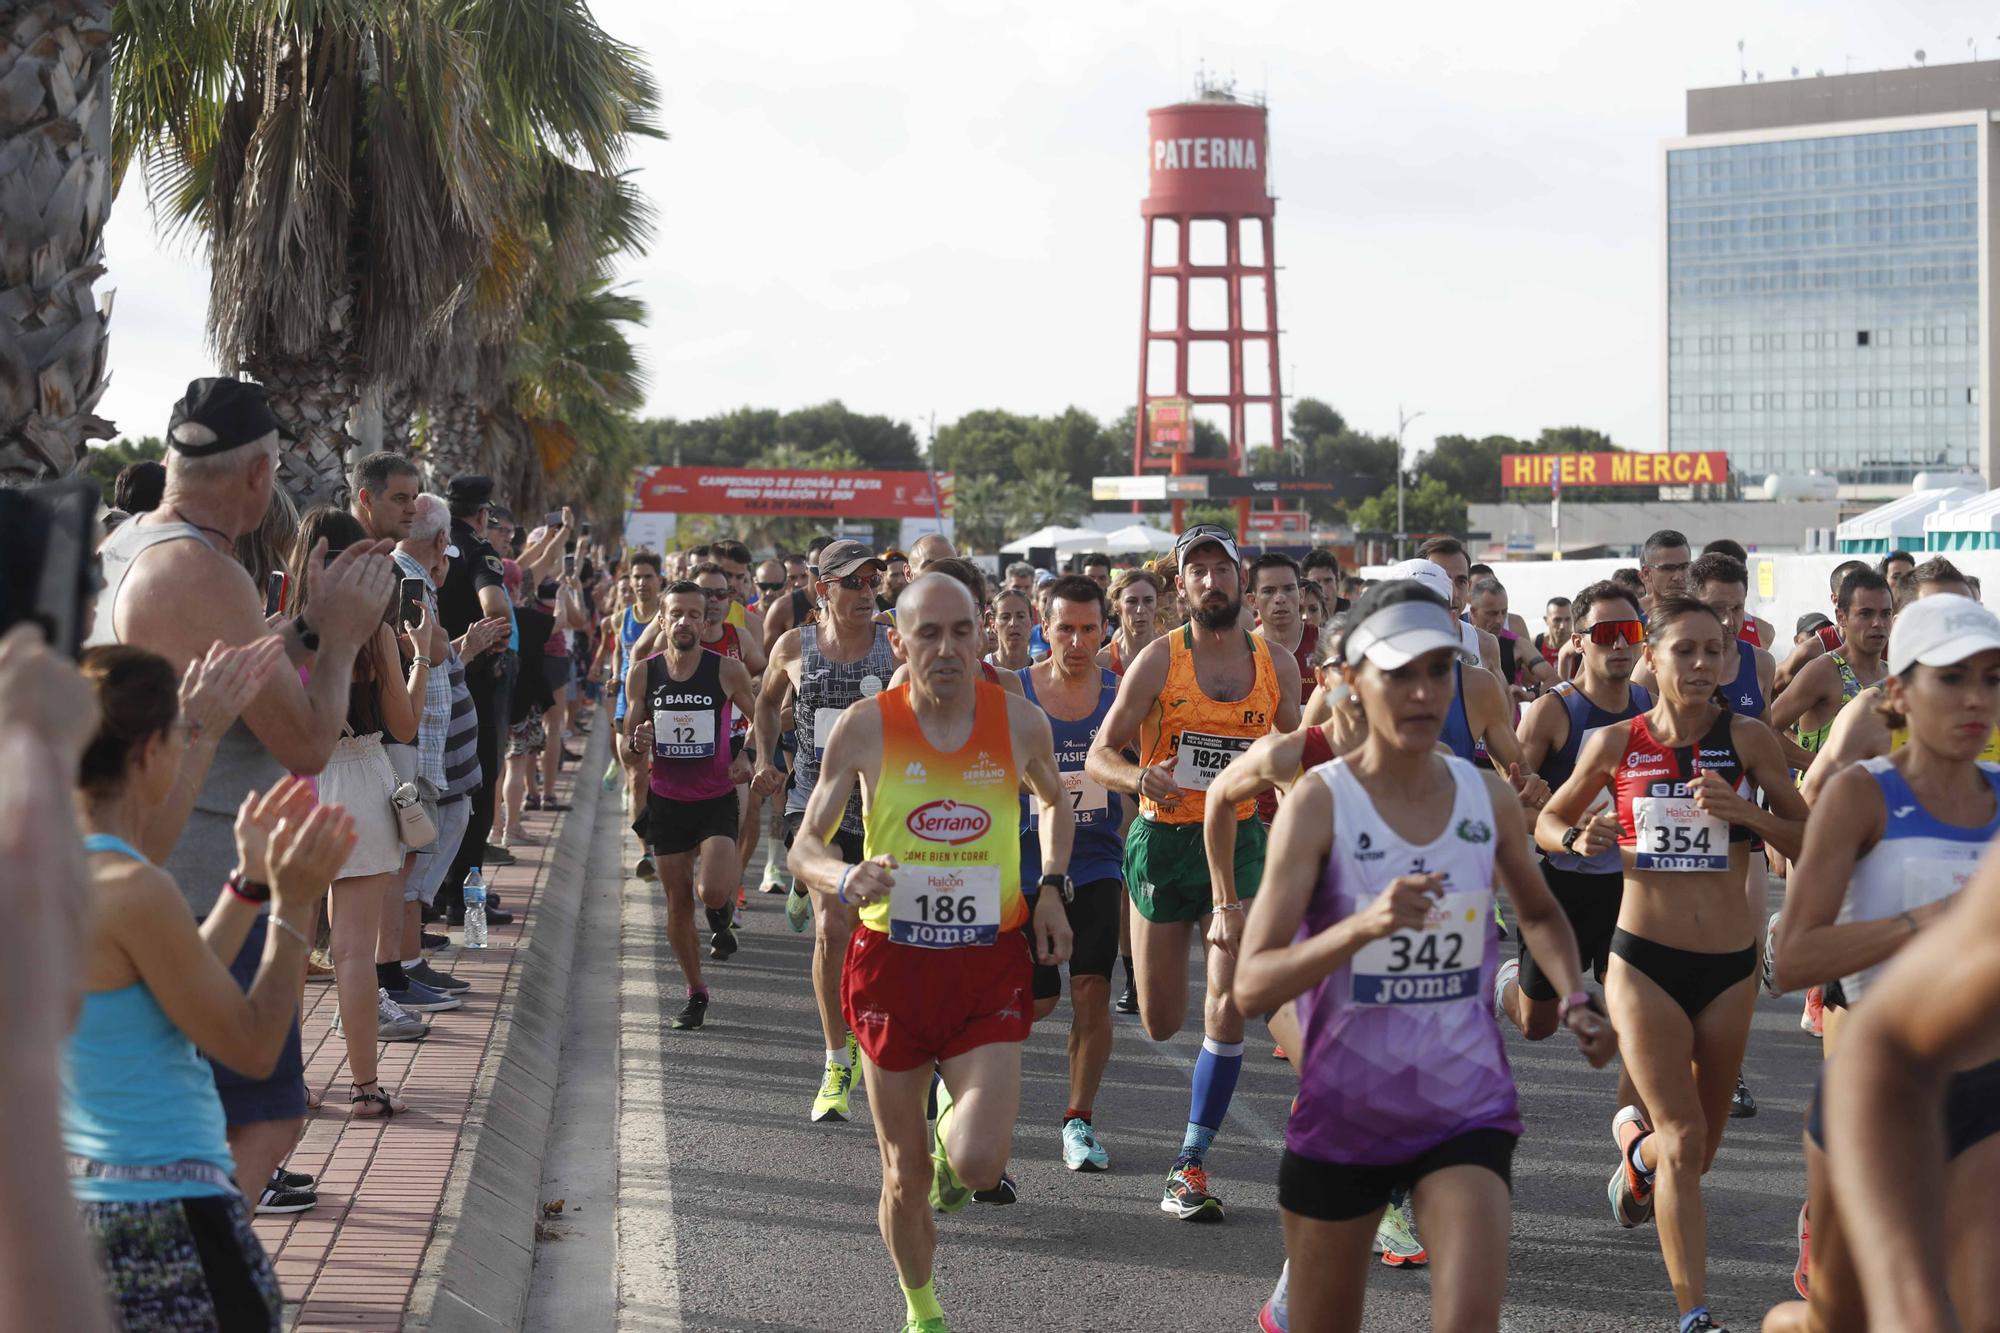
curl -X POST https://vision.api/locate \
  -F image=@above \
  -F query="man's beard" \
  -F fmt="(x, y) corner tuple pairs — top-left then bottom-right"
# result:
(1192, 595), (1241, 631)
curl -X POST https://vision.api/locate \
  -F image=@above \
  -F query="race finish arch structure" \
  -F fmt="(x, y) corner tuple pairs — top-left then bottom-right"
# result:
(1133, 81), (1284, 539)
(624, 466), (952, 550)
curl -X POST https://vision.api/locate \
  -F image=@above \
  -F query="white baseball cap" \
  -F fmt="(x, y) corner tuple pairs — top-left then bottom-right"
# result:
(1385, 558), (1456, 606)
(1344, 589), (1482, 670)
(1886, 593), (2000, 675)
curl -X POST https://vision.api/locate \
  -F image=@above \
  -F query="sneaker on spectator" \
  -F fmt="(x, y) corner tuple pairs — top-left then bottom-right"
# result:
(406, 960), (469, 994)
(385, 978), (463, 1013)
(375, 990), (430, 1041)
(421, 931), (449, 953)
(485, 844), (517, 866)
(256, 1183), (317, 1215)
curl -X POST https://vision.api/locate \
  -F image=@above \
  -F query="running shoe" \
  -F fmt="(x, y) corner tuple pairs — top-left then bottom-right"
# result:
(1761, 912), (1783, 997)
(760, 859), (789, 894)
(1608, 1104), (1656, 1228)
(1062, 1118), (1109, 1172)
(405, 960), (469, 995)
(1375, 1200), (1427, 1266)
(336, 989), (430, 1042)
(1115, 978), (1139, 1014)
(1680, 1308), (1729, 1331)
(971, 1172), (1017, 1205)
(1794, 1200), (1810, 1299)
(1258, 1261), (1290, 1333)
(901, 1317), (949, 1332)
(384, 978), (462, 1013)
(670, 993), (708, 1031)
(1802, 985), (1825, 1037)
(1159, 1157), (1224, 1222)
(785, 885), (812, 933)
(256, 1183), (318, 1214)
(272, 1166), (315, 1190)
(1730, 1073), (1757, 1118)
(930, 1081), (971, 1213)
(633, 854), (656, 881)
(1492, 957), (1520, 1021)
(709, 923), (739, 961)
(811, 1060), (852, 1123)
(1271, 1045), (1287, 1061)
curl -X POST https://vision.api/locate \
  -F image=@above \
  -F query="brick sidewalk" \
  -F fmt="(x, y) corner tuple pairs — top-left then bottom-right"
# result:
(252, 757), (584, 1330)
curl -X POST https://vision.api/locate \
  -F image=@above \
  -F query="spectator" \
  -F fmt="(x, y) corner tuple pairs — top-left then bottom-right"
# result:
(533, 570), (588, 813)
(435, 477), (518, 924)
(86, 376), (397, 1198)
(501, 577), (560, 843)
(113, 458), (166, 516)
(286, 507), (437, 1100)
(68, 642), (354, 1328)
(351, 452), (421, 544)
(0, 627), (115, 1333)
(395, 494), (497, 998)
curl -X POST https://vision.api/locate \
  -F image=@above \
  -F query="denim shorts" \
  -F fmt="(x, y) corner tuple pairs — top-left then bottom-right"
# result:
(207, 914), (306, 1126)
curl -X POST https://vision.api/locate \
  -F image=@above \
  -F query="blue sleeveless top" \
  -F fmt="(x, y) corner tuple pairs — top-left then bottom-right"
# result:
(62, 834), (238, 1202)
(1722, 639), (1766, 719)
(613, 604), (648, 722)
(1538, 680), (1652, 874)
(1441, 661), (1478, 765)
(1018, 666), (1125, 886)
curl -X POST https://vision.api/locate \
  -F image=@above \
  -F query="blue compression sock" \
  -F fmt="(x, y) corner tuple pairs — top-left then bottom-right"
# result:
(1180, 1037), (1244, 1161)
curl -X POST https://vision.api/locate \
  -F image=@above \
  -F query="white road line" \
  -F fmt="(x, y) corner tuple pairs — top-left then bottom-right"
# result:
(1132, 1027), (1290, 1151)
(615, 824), (685, 1332)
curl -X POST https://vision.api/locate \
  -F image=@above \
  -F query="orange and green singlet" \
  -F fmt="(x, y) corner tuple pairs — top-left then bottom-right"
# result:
(862, 681), (1026, 946)
(1139, 626), (1280, 826)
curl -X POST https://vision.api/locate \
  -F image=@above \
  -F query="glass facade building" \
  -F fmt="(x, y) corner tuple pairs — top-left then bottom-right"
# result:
(1666, 121), (1984, 486)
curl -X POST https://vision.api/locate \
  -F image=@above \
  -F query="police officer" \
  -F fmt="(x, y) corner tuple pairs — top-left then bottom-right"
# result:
(438, 474), (517, 925)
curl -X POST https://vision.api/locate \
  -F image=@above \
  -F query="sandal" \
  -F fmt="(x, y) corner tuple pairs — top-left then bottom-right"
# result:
(305, 1085), (323, 1111)
(349, 1080), (405, 1119)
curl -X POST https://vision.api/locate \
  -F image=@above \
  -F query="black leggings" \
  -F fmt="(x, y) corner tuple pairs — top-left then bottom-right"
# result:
(1610, 929), (1756, 1020)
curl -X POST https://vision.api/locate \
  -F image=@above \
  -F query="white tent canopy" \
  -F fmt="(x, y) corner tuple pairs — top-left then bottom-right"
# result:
(1007, 524), (1103, 553)
(1835, 487), (1978, 553)
(1098, 522), (1178, 556)
(1924, 488), (2000, 550)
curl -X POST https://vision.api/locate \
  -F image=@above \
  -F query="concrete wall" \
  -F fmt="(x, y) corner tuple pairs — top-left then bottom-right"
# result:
(1688, 62), (2000, 134)
(1468, 500), (1845, 556)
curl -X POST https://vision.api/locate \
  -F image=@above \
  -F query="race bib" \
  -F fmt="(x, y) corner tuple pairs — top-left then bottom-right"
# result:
(889, 864), (1002, 949)
(1902, 856), (1978, 912)
(1063, 768), (1110, 820)
(812, 706), (843, 758)
(653, 708), (717, 759)
(1351, 889), (1491, 1006)
(1172, 731), (1253, 791)
(1632, 793), (1726, 871)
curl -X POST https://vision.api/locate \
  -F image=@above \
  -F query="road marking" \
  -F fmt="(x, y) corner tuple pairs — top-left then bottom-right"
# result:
(616, 824), (686, 1331)
(1132, 1028), (1289, 1151)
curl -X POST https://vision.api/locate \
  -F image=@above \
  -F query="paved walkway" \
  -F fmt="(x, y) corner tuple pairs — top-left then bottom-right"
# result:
(251, 753), (584, 1330)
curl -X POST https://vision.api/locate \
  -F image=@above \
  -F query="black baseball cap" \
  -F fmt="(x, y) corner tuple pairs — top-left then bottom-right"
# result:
(166, 378), (282, 456)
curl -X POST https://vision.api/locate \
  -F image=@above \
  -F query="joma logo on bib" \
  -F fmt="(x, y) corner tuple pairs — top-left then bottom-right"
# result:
(906, 800), (991, 845)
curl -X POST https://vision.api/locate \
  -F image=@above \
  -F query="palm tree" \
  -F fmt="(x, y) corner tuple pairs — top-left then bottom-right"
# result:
(114, 0), (656, 506)
(1, 1), (116, 481)
(1008, 471), (1086, 535)
(950, 472), (1010, 554)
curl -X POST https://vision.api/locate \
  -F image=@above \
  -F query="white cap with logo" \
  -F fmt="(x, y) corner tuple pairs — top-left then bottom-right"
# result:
(1385, 558), (1455, 606)
(1343, 589), (1483, 670)
(1886, 593), (2000, 675)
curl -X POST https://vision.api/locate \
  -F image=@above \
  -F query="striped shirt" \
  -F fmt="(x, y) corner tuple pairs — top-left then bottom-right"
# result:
(393, 551), (453, 789)
(441, 653), (481, 798)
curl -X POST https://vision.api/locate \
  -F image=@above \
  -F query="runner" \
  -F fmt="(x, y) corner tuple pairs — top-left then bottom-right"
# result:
(1773, 559), (1870, 690)
(987, 586), (1035, 675)
(1760, 593), (2000, 1332)
(1383, 561), (1537, 782)
(1768, 567), (1893, 767)
(1017, 575), (1125, 1172)
(789, 572), (1073, 1333)
(1637, 530), (1693, 619)
(1816, 765), (2000, 1331)
(1469, 576), (1554, 700)
(1300, 548), (1346, 614)
(622, 581), (758, 1030)
(1415, 538), (1502, 682)
(1796, 558), (1986, 803)
(1233, 579), (1616, 1333)
(1697, 540), (1777, 649)
(751, 539), (901, 1122)
(1299, 581), (1328, 631)
(611, 554), (663, 866)
(1497, 581), (1649, 1114)
(1100, 568), (1163, 676)
(1249, 553), (1318, 701)
(1535, 596), (1572, 668)
(1535, 595), (1807, 1333)
(759, 535), (834, 652)
(1085, 523), (1301, 1221)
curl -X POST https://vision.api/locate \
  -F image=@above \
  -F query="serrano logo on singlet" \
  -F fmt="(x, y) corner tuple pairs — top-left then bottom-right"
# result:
(906, 800), (991, 845)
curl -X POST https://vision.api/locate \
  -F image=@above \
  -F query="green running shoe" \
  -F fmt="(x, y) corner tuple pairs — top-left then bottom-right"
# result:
(1374, 1199), (1427, 1266)
(929, 1081), (971, 1213)
(785, 885), (811, 933)
(1061, 1117), (1109, 1172)
(901, 1319), (950, 1333)
(810, 1060), (851, 1123)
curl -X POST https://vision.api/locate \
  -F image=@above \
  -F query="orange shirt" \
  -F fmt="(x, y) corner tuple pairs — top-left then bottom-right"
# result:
(1139, 626), (1280, 826)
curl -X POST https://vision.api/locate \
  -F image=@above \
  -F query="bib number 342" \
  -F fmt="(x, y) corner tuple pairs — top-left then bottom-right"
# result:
(1350, 890), (1491, 1006)
(889, 866), (1002, 949)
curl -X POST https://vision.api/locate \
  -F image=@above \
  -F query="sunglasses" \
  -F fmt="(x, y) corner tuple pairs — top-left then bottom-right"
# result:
(838, 571), (883, 591)
(1586, 619), (1644, 647)
(757, 581), (785, 594)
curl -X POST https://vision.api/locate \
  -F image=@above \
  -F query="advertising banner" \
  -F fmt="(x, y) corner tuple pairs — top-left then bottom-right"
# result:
(1501, 452), (1729, 489)
(631, 467), (950, 518)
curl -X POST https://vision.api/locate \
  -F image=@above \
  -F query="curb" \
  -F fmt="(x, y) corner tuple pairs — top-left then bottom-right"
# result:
(406, 724), (609, 1332)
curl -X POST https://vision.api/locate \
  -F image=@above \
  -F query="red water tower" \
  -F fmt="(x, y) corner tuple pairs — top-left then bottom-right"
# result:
(1134, 86), (1283, 538)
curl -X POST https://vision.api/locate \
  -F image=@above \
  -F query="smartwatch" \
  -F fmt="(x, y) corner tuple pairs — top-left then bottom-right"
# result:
(1037, 874), (1074, 905)
(291, 613), (320, 652)
(1559, 825), (1583, 853)
(1558, 991), (1604, 1025)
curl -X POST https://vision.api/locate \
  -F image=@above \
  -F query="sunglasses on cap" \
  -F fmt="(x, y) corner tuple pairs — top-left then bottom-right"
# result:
(838, 571), (882, 591)
(1585, 619), (1644, 647)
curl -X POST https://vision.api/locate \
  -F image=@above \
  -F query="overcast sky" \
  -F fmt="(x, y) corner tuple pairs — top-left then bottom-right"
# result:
(96, 0), (2000, 462)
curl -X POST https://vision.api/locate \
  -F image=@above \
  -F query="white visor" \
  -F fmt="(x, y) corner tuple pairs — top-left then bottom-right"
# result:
(1344, 598), (1482, 670)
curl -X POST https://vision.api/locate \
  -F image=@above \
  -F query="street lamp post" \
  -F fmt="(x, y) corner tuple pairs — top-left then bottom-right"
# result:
(1394, 404), (1425, 560)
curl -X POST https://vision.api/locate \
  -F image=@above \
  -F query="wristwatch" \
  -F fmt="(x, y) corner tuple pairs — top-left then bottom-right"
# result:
(1559, 825), (1583, 853)
(1036, 873), (1074, 905)
(1558, 991), (1605, 1024)
(291, 613), (319, 652)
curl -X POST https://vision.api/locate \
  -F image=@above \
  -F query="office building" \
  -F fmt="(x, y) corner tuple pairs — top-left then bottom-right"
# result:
(1665, 63), (2000, 487)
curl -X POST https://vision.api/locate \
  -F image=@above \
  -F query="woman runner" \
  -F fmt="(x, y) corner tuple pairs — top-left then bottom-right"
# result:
(1235, 581), (1616, 1333)
(1762, 594), (2000, 1332)
(1537, 596), (1807, 1333)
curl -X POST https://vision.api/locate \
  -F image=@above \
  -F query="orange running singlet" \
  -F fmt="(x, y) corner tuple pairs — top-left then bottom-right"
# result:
(1139, 625), (1279, 827)
(861, 682), (1026, 945)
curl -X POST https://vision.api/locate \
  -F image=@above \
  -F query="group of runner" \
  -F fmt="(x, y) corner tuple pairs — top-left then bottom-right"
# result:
(594, 521), (2000, 1333)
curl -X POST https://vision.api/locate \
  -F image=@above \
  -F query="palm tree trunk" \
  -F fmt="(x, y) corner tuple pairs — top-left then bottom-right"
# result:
(248, 337), (362, 511)
(420, 390), (492, 489)
(0, 0), (115, 483)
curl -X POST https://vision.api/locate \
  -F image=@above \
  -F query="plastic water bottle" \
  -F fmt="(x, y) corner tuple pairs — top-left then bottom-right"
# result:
(463, 868), (488, 949)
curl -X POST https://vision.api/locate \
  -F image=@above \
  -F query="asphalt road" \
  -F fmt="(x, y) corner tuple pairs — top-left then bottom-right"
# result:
(530, 794), (1821, 1333)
